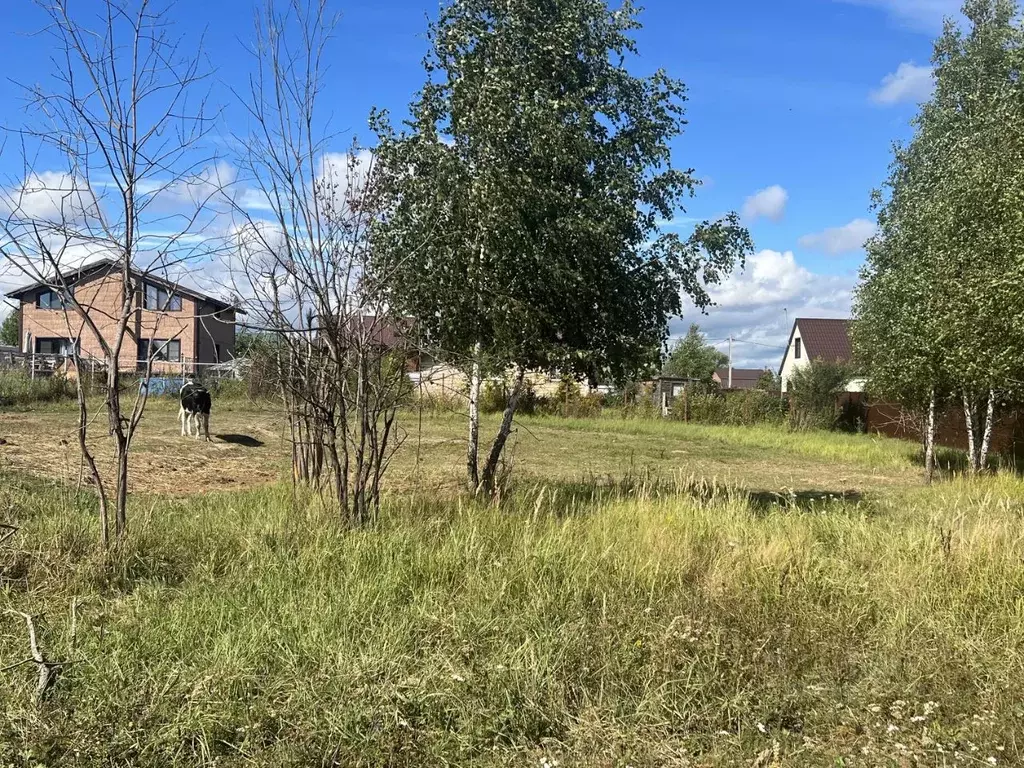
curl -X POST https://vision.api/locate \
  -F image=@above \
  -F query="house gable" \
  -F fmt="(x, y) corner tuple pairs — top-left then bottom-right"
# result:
(779, 318), (863, 394)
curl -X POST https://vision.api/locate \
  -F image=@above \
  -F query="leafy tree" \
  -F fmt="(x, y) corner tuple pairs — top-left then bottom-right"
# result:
(0, 312), (17, 347)
(661, 324), (727, 381)
(787, 361), (853, 432)
(371, 0), (752, 494)
(854, 0), (1024, 476)
(756, 369), (781, 391)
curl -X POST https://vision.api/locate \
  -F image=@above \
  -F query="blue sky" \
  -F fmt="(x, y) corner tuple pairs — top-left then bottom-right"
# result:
(0, 0), (959, 367)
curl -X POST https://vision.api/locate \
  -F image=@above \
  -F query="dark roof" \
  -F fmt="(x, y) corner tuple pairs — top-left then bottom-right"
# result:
(5, 258), (242, 313)
(796, 318), (853, 363)
(714, 367), (766, 389)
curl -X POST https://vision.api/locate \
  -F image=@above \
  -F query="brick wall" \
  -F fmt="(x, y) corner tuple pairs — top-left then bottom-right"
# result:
(18, 270), (200, 373)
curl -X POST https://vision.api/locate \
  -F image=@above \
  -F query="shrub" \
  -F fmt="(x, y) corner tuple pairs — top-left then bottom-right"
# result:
(670, 388), (787, 426)
(0, 370), (74, 407)
(620, 383), (657, 419)
(480, 379), (508, 414)
(536, 378), (602, 418)
(787, 361), (854, 431)
(481, 375), (540, 416)
(414, 389), (466, 414)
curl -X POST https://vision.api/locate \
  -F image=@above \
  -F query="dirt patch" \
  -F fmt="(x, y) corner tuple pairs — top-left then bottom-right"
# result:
(0, 406), (287, 494)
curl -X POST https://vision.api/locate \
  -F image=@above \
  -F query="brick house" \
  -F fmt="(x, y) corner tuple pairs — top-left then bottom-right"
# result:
(5, 259), (240, 373)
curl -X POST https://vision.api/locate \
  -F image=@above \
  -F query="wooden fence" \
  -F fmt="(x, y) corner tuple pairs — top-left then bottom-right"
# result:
(866, 401), (1024, 456)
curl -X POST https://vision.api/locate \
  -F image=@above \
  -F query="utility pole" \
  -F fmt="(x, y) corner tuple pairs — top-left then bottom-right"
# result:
(728, 334), (733, 389)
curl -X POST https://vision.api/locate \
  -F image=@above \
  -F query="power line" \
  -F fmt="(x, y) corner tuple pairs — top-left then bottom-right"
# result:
(705, 337), (787, 350)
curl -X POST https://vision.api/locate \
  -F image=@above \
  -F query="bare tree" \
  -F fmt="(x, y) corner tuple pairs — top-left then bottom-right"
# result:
(228, 0), (408, 526)
(0, 0), (218, 547)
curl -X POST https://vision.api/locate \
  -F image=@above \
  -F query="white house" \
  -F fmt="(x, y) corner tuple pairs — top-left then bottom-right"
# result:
(779, 318), (866, 394)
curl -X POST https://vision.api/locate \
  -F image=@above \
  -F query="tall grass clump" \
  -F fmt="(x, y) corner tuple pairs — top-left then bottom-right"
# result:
(0, 370), (75, 407)
(2, 470), (1024, 766)
(670, 388), (787, 426)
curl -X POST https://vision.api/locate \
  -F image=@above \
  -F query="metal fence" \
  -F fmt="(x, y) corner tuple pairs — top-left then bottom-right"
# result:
(0, 350), (244, 382)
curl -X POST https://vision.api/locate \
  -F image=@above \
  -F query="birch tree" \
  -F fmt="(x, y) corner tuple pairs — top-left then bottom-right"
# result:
(925, 0), (1024, 471)
(371, 0), (751, 495)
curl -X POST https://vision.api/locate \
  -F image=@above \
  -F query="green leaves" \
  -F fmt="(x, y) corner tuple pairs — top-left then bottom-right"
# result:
(0, 312), (17, 347)
(370, 0), (750, 387)
(854, 0), (1024, 410)
(661, 324), (727, 381)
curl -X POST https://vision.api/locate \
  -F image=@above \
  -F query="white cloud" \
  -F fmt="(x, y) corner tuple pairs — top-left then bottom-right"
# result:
(0, 171), (100, 224)
(798, 218), (877, 255)
(741, 185), (788, 223)
(871, 62), (934, 105)
(676, 249), (855, 368)
(316, 149), (374, 210)
(835, 0), (961, 33)
(143, 161), (238, 212)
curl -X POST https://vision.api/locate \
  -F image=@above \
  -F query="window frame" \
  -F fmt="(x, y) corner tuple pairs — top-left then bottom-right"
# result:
(794, 338), (802, 360)
(34, 337), (76, 355)
(139, 337), (182, 364)
(36, 290), (62, 309)
(143, 282), (182, 312)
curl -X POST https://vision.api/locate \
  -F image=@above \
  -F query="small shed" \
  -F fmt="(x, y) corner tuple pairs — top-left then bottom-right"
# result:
(653, 376), (704, 417)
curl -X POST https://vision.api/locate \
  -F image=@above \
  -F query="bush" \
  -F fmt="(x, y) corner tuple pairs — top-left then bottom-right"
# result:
(0, 370), (74, 407)
(536, 378), (603, 419)
(414, 389), (466, 414)
(208, 378), (251, 400)
(670, 388), (787, 426)
(787, 361), (854, 431)
(480, 376), (540, 416)
(620, 382), (657, 419)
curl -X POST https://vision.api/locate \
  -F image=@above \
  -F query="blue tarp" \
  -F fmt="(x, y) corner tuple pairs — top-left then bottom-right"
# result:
(139, 377), (184, 396)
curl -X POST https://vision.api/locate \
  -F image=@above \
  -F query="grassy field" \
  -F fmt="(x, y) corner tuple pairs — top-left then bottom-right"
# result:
(2, 403), (1024, 766)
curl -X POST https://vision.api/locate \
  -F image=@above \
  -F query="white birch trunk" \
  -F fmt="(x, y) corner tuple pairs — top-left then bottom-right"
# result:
(979, 388), (995, 472)
(962, 391), (978, 474)
(924, 387), (936, 484)
(467, 342), (482, 492)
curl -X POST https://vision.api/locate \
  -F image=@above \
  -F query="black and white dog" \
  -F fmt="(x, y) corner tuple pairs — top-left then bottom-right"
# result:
(179, 378), (212, 441)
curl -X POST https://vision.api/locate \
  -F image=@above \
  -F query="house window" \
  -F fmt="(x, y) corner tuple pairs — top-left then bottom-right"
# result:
(139, 338), (181, 363)
(36, 290), (63, 309)
(795, 338), (802, 360)
(143, 283), (182, 311)
(34, 338), (75, 355)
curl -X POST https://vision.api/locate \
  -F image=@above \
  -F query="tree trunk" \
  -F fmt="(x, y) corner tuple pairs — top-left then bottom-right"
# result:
(962, 392), (978, 475)
(924, 388), (936, 485)
(105, 361), (129, 540)
(74, 372), (109, 548)
(324, 416), (348, 524)
(979, 388), (995, 472)
(467, 343), (481, 492)
(113, 437), (129, 539)
(480, 367), (526, 496)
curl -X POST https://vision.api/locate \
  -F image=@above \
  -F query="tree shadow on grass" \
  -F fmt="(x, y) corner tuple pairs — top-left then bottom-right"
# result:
(907, 445), (1024, 476)
(745, 488), (863, 516)
(522, 471), (864, 518)
(215, 434), (265, 448)
(907, 445), (970, 473)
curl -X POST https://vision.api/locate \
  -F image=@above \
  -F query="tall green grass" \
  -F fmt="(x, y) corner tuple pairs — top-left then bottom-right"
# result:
(525, 413), (923, 470)
(2, 470), (1023, 766)
(0, 370), (75, 408)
